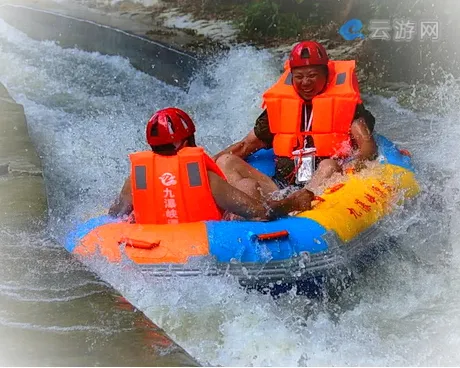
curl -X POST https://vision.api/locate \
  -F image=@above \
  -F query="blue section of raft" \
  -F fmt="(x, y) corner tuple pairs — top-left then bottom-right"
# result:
(65, 215), (120, 252)
(64, 134), (414, 261)
(374, 134), (414, 172)
(247, 133), (415, 176)
(205, 217), (328, 262)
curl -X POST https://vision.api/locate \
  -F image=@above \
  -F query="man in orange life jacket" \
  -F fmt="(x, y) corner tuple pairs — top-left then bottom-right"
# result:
(108, 107), (314, 223)
(214, 41), (377, 198)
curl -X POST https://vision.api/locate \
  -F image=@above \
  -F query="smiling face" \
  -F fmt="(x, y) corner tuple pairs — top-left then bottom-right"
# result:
(291, 65), (328, 101)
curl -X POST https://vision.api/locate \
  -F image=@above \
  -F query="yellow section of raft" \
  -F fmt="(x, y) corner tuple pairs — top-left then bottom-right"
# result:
(296, 164), (420, 242)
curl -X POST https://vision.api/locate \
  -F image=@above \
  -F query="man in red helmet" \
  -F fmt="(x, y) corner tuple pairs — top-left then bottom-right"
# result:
(108, 107), (314, 223)
(215, 40), (377, 197)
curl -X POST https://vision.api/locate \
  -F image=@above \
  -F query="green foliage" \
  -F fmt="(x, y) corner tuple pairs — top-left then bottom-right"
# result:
(238, 0), (303, 39)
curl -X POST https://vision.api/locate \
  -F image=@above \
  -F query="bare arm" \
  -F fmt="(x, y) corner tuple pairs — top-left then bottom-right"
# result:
(213, 129), (267, 161)
(350, 118), (378, 162)
(108, 176), (133, 217)
(208, 171), (313, 220)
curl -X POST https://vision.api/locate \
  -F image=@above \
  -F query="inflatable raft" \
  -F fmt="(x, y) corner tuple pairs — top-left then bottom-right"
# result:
(65, 134), (419, 291)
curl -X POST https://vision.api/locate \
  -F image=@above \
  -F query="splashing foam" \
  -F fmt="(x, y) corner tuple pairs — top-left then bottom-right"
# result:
(2, 17), (460, 365)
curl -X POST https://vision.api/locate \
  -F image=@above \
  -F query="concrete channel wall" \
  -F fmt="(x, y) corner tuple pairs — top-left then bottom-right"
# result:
(0, 82), (46, 229)
(0, 2), (199, 89)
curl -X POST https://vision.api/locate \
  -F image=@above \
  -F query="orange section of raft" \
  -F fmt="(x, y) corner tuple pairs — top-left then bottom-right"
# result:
(74, 222), (210, 264)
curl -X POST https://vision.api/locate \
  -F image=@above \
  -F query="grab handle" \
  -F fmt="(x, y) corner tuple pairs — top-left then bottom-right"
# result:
(118, 237), (160, 250)
(250, 230), (289, 241)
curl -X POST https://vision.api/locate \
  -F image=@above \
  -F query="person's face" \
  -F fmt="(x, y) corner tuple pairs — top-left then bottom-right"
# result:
(292, 65), (328, 101)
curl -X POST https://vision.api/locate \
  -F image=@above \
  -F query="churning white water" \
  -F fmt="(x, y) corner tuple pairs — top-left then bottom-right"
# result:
(1, 16), (460, 366)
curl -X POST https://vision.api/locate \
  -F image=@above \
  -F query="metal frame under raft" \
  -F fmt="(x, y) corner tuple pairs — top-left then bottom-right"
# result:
(65, 134), (420, 290)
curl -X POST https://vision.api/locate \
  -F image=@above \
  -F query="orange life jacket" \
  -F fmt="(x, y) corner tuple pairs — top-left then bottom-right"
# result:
(129, 147), (226, 225)
(262, 60), (362, 158)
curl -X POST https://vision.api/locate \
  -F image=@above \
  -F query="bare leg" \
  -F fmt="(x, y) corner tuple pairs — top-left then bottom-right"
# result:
(306, 159), (341, 191)
(216, 154), (278, 200)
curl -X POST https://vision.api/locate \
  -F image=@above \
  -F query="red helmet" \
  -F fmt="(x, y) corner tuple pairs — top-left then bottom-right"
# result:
(146, 107), (196, 147)
(289, 41), (329, 69)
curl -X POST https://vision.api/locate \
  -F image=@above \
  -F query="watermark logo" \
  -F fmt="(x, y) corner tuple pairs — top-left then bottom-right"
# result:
(392, 18), (417, 41)
(420, 21), (439, 41)
(369, 19), (392, 40)
(339, 18), (440, 41)
(339, 18), (365, 41)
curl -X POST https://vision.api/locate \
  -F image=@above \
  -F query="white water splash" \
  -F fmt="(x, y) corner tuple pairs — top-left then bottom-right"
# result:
(2, 16), (460, 366)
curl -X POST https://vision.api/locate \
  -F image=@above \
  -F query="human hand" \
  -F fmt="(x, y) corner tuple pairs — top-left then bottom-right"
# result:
(287, 188), (314, 212)
(108, 201), (133, 218)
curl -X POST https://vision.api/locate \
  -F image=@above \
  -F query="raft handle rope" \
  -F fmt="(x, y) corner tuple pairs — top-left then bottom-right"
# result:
(251, 230), (290, 241)
(399, 149), (411, 157)
(118, 237), (160, 250)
